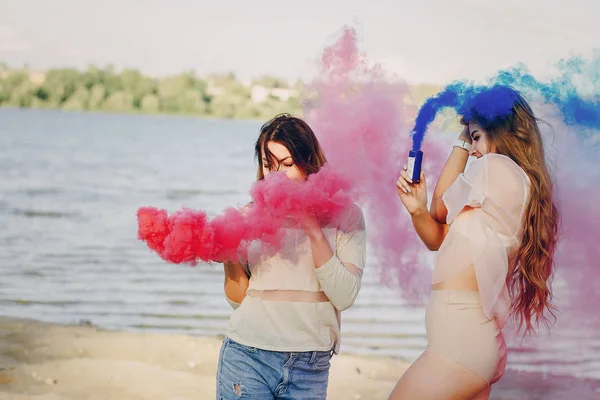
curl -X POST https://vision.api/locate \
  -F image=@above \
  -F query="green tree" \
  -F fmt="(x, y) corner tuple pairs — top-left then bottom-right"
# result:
(209, 96), (236, 118)
(40, 69), (81, 105)
(102, 65), (124, 96)
(207, 72), (237, 88)
(158, 72), (206, 113)
(255, 75), (289, 89)
(103, 90), (133, 112)
(7, 80), (36, 107)
(62, 86), (90, 110)
(79, 65), (105, 90)
(234, 103), (262, 119)
(140, 94), (160, 113)
(88, 85), (106, 110)
(120, 69), (157, 108)
(0, 70), (29, 104)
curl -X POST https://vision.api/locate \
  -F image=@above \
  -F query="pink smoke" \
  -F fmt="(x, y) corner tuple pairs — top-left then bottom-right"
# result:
(502, 119), (600, 360)
(304, 27), (449, 300)
(543, 120), (600, 329)
(137, 166), (354, 264)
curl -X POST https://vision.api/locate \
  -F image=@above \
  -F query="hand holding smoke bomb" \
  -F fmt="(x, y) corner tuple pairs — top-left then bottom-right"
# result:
(396, 163), (428, 216)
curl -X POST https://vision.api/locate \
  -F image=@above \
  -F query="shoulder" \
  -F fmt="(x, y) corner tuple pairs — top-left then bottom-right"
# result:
(474, 154), (530, 209)
(334, 203), (365, 232)
(482, 153), (527, 175)
(348, 203), (365, 225)
(467, 154), (529, 186)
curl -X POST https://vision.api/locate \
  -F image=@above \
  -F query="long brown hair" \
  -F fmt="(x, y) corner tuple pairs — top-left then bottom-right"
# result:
(462, 89), (560, 334)
(254, 113), (327, 180)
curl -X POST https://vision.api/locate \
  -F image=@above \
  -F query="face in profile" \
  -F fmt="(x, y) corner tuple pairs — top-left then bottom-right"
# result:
(261, 141), (305, 181)
(468, 122), (495, 158)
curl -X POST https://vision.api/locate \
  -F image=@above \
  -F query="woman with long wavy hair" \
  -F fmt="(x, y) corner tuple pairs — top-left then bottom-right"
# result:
(390, 86), (559, 399)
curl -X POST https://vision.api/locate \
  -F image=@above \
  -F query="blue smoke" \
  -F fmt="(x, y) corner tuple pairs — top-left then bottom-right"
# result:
(493, 59), (600, 130)
(458, 85), (520, 127)
(409, 83), (463, 151)
(409, 83), (518, 152)
(410, 54), (600, 151)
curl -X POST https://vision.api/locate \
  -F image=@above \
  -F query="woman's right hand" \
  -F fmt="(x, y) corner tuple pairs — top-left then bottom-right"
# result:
(458, 124), (472, 143)
(396, 166), (428, 215)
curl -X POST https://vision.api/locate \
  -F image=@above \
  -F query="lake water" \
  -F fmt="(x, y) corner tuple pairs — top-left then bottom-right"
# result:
(1, 108), (598, 395)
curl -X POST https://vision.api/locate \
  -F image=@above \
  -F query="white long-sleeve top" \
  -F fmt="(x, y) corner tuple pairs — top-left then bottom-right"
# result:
(225, 204), (366, 354)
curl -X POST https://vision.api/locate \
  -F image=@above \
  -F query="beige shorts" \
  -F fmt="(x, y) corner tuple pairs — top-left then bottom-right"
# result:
(425, 290), (507, 385)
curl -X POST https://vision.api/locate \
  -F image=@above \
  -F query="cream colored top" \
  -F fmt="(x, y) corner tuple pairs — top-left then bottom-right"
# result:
(435, 153), (530, 328)
(225, 204), (366, 354)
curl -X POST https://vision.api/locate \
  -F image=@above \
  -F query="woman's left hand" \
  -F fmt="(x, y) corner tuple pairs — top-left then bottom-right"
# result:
(301, 215), (324, 239)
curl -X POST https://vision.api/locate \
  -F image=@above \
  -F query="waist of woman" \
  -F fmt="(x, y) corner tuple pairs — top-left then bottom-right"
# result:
(246, 289), (330, 303)
(432, 265), (479, 291)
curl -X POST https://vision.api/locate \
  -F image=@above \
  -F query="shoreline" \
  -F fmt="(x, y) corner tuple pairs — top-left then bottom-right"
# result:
(1, 317), (598, 400)
(0, 105), (267, 123)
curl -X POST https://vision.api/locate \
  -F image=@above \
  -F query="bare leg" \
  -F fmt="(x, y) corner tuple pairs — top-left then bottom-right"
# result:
(387, 351), (489, 400)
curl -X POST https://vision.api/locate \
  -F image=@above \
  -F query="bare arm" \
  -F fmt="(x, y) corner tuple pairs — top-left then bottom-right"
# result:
(307, 230), (335, 268)
(223, 261), (249, 305)
(410, 206), (450, 251)
(222, 203), (252, 307)
(429, 126), (472, 223)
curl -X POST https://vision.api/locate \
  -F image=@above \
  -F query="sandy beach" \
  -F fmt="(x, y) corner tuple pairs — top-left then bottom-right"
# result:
(1, 317), (599, 400)
(0, 317), (407, 400)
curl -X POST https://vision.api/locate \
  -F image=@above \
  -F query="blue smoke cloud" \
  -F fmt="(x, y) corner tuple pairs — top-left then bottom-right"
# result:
(410, 54), (600, 151)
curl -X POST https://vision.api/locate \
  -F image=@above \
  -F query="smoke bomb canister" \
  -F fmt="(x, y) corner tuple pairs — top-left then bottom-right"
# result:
(407, 150), (423, 182)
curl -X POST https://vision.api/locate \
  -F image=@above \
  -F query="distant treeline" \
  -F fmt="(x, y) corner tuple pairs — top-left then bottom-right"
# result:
(0, 64), (453, 125)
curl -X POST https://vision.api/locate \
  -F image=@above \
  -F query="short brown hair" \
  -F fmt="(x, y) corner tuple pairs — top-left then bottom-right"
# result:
(254, 113), (327, 180)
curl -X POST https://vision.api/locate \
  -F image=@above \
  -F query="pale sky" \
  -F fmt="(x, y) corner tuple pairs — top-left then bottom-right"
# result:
(1, 0), (599, 84)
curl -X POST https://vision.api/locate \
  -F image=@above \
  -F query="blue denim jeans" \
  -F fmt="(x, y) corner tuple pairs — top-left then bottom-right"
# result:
(216, 337), (333, 400)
